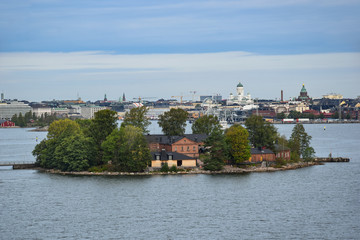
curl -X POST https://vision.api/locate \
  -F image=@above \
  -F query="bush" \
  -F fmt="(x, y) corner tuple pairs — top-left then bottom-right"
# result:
(88, 165), (109, 172)
(169, 165), (178, 172)
(274, 158), (287, 168)
(160, 163), (169, 172)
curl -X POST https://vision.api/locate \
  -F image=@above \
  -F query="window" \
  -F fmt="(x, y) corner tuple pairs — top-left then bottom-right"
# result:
(193, 146), (196, 151)
(175, 147), (177, 152)
(181, 147), (184, 151)
(187, 146), (189, 151)
(156, 155), (160, 160)
(168, 155), (173, 160)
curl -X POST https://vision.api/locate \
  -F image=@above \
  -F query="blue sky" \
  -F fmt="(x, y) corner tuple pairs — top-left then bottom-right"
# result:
(1, 0), (360, 101)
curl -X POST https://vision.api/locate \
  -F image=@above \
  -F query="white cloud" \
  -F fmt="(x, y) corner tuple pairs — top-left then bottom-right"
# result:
(1, 51), (359, 72)
(1, 51), (359, 101)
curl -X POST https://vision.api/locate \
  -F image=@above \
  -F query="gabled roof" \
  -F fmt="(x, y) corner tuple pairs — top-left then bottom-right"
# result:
(250, 148), (275, 155)
(152, 151), (196, 160)
(145, 134), (208, 144)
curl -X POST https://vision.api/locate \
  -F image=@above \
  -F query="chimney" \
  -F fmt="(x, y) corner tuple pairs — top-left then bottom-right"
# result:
(281, 90), (283, 102)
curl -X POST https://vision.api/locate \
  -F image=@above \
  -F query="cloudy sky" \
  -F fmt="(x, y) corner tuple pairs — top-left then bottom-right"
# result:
(1, 0), (360, 102)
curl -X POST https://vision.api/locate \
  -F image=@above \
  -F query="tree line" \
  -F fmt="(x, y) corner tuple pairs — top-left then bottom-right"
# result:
(11, 111), (57, 127)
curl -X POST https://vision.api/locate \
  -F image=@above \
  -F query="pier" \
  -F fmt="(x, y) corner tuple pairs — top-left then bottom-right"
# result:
(313, 157), (350, 163)
(0, 161), (36, 169)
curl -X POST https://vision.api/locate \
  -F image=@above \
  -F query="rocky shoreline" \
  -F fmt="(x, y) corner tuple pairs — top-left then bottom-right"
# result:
(38, 161), (323, 176)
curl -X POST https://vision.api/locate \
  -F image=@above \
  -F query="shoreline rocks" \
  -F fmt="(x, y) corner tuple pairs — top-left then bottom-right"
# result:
(38, 161), (324, 176)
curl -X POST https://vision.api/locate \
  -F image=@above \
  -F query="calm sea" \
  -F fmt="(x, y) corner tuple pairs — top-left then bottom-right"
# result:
(1, 123), (359, 239)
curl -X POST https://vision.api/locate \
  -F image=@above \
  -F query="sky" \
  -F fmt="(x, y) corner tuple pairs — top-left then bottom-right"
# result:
(0, 0), (360, 102)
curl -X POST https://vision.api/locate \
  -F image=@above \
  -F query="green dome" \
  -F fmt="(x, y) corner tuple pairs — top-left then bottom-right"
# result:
(237, 82), (243, 87)
(300, 84), (307, 93)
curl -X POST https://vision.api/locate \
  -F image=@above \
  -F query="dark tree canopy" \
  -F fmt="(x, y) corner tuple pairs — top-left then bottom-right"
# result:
(245, 115), (278, 151)
(203, 129), (228, 171)
(192, 115), (221, 135)
(288, 124), (315, 161)
(102, 125), (151, 172)
(158, 108), (188, 136)
(89, 109), (118, 165)
(122, 106), (150, 133)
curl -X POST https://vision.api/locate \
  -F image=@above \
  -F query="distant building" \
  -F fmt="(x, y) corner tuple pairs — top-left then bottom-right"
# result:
(227, 82), (253, 105)
(32, 107), (52, 118)
(200, 95), (222, 102)
(51, 108), (69, 117)
(81, 106), (107, 119)
(323, 94), (343, 100)
(0, 120), (16, 127)
(297, 84), (311, 102)
(0, 101), (32, 120)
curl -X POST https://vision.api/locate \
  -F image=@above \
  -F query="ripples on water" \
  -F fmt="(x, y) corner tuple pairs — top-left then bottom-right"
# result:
(1, 124), (359, 239)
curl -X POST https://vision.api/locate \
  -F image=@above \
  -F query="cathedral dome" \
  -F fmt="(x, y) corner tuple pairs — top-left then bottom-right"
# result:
(237, 82), (243, 87)
(300, 84), (307, 93)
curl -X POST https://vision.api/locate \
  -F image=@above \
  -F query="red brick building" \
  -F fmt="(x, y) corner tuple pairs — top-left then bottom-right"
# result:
(146, 134), (207, 158)
(249, 148), (276, 162)
(0, 120), (15, 127)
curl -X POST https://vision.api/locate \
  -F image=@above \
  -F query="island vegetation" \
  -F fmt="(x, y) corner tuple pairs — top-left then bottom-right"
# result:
(32, 107), (316, 174)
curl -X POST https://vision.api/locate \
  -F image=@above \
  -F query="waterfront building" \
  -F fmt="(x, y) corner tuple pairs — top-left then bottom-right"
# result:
(0, 120), (16, 127)
(81, 106), (108, 119)
(151, 150), (197, 168)
(146, 134), (207, 158)
(227, 82), (254, 106)
(249, 148), (276, 162)
(0, 101), (32, 120)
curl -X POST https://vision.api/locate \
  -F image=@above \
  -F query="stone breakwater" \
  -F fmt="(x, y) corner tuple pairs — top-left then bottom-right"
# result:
(41, 162), (324, 176)
(314, 157), (350, 162)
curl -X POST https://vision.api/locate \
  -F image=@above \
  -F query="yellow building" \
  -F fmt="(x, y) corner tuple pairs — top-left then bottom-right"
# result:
(151, 151), (197, 168)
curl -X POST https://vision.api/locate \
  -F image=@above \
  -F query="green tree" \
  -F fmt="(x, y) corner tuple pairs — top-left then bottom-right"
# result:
(33, 119), (84, 169)
(276, 112), (286, 119)
(17, 112), (26, 127)
(192, 115), (221, 135)
(288, 124), (315, 161)
(225, 125), (251, 164)
(33, 138), (59, 169)
(288, 111), (302, 119)
(11, 114), (18, 125)
(158, 108), (188, 136)
(89, 109), (118, 165)
(75, 119), (92, 137)
(102, 125), (151, 172)
(332, 112), (339, 119)
(54, 133), (94, 171)
(122, 106), (150, 133)
(245, 115), (278, 151)
(47, 119), (81, 139)
(203, 129), (228, 170)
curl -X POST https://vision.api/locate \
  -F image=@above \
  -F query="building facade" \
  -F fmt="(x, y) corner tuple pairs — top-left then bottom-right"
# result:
(0, 101), (32, 120)
(81, 106), (108, 119)
(227, 82), (253, 105)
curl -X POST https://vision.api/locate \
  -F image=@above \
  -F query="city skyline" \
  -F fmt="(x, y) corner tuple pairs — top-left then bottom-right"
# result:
(1, 0), (360, 102)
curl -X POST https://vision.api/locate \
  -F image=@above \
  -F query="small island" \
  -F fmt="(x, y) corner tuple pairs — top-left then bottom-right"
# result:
(32, 108), (348, 176)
